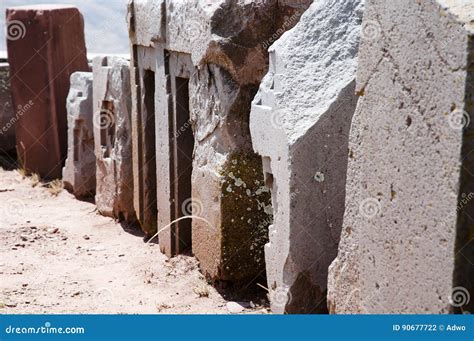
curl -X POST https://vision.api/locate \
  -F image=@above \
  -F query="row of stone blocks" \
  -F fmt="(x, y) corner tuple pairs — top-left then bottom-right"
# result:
(251, 0), (473, 314)
(3, 0), (473, 314)
(61, 56), (135, 223)
(3, 5), (135, 218)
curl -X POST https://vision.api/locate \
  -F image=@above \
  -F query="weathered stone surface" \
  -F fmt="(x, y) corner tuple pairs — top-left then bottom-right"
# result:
(128, 0), (310, 283)
(93, 56), (136, 222)
(127, 0), (165, 47)
(250, 0), (363, 313)
(328, 0), (474, 314)
(0, 63), (15, 153)
(6, 5), (88, 179)
(164, 0), (312, 85)
(128, 45), (159, 236)
(62, 72), (95, 198)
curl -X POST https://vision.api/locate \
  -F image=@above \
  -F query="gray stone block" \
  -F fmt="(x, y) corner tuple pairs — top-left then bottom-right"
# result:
(62, 72), (95, 198)
(328, 0), (474, 314)
(250, 0), (363, 313)
(93, 56), (136, 222)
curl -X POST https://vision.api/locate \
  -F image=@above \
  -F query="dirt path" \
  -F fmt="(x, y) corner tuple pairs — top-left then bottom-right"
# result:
(0, 166), (268, 314)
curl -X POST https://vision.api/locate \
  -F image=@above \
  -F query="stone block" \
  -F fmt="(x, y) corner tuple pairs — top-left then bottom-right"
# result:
(129, 45), (159, 236)
(62, 72), (95, 198)
(93, 56), (136, 223)
(250, 0), (363, 313)
(127, 0), (165, 47)
(127, 0), (310, 283)
(0, 63), (15, 153)
(328, 0), (474, 314)
(6, 5), (88, 179)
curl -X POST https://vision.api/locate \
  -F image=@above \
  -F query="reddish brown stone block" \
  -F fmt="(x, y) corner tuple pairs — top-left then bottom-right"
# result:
(6, 5), (88, 179)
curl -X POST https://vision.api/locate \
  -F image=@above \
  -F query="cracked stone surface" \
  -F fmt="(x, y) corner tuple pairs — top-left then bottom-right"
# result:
(93, 56), (136, 223)
(250, 0), (363, 314)
(328, 0), (474, 314)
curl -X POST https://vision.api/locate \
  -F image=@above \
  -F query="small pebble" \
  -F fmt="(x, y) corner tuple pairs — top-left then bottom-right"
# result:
(226, 301), (250, 314)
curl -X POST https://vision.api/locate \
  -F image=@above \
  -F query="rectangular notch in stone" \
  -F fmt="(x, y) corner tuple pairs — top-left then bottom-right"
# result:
(73, 127), (80, 162)
(170, 77), (193, 254)
(100, 100), (115, 158)
(142, 69), (158, 234)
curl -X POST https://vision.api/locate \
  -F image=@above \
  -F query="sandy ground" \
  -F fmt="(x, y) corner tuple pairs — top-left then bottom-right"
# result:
(0, 164), (269, 314)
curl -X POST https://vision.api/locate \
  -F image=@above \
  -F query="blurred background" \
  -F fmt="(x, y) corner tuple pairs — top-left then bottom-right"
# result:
(0, 0), (129, 55)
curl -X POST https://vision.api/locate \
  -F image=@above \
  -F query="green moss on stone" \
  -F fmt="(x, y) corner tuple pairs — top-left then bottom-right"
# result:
(219, 151), (273, 283)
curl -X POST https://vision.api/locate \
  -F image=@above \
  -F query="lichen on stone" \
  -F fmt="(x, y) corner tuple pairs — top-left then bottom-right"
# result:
(218, 151), (272, 283)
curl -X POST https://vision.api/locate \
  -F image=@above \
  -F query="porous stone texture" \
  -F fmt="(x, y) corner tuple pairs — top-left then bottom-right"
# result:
(93, 56), (136, 222)
(62, 72), (95, 198)
(128, 44), (159, 237)
(328, 0), (474, 314)
(250, 0), (363, 313)
(128, 0), (310, 282)
(6, 5), (88, 179)
(0, 63), (16, 153)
